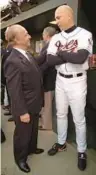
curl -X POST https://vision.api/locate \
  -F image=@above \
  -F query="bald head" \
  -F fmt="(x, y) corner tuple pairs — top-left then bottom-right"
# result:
(5, 25), (24, 42)
(55, 5), (74, 30)
(56, 5), (73, 16)
(5, 24), (31, 50)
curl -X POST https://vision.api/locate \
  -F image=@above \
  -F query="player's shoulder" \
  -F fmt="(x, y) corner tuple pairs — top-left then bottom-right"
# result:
(51, 33), (61, 41)
(79, 27), (92, 37)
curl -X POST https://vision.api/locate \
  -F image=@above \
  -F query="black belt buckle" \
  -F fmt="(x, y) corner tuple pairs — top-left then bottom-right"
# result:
(59, 72), (83, 78)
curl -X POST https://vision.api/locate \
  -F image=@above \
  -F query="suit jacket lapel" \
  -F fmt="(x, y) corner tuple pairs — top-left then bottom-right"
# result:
(27, 52), (40, 72)
(13, 48), (30, 66)
(27, 53), (43, 84)
(21, 56), (30, 67)
(12, 49), (43, 84)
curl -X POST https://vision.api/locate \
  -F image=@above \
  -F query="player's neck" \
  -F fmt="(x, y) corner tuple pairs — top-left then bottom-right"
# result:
(65, 25), (76, 33)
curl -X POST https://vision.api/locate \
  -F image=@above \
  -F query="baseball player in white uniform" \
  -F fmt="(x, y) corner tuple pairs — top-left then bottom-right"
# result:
(46, 5), (93, 171)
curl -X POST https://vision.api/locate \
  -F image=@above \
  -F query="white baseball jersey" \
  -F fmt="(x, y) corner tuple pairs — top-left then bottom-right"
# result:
(47, 27), (93, 74)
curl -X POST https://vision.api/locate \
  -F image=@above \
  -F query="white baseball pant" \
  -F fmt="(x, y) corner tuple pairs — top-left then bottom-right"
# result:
(55, 72), (87, 153)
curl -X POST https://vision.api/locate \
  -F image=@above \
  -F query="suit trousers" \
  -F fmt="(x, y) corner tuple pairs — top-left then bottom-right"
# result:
(56, 73), (87, 153)
(13, 113), (39, 163)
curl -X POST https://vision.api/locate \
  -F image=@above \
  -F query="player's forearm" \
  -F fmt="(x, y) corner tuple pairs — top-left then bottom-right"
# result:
(47, 54), (66, 66)
(57, 49), (89, 64)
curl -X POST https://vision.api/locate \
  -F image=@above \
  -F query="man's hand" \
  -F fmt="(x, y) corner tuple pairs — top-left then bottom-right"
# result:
(20, 113), (30, 123)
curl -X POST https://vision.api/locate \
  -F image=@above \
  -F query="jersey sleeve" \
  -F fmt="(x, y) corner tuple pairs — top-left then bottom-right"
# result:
(78, 32), (93, 54)
(47, 35), (59, 55)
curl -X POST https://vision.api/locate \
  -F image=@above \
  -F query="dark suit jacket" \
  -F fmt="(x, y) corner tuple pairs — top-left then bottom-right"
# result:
(4, 49), (43, 117)
(36, 43), (57, 92)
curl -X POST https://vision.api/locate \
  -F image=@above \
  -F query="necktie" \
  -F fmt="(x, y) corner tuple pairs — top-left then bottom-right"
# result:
(26, 52), (32, 62)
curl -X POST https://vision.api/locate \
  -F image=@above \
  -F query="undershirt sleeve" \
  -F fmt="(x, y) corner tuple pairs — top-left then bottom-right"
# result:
(57, 49), (89, 64)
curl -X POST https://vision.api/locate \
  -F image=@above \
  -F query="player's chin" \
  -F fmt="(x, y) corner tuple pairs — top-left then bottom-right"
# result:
(57, 24), (60, 28)
(58, 25), (62, 31)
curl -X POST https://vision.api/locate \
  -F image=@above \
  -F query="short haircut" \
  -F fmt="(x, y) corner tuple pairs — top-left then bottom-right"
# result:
(43, 27), (57, 37)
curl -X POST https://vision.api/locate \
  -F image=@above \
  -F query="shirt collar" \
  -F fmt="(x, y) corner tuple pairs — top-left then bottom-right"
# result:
(65, 25), (77, 33)
(14, 48), (26, 55)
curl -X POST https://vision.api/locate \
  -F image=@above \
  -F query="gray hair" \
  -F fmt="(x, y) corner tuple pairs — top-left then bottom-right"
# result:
(43, 27), (57, 37)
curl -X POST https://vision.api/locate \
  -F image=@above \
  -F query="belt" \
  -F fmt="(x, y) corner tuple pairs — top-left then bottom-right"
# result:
(59, 72), (83, 78)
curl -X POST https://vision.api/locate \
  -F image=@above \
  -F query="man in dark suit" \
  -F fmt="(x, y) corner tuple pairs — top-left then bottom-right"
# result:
(4, 25), (44, 173)
(38, 27), (57, 130)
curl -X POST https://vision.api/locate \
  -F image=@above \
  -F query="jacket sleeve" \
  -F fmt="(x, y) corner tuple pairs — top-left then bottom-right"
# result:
(34, 51), (47, 65)
(34, 44), (48, 65)
(4, 60), (28, 117)
(47, 54), (66, 66)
